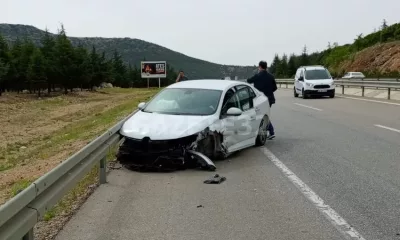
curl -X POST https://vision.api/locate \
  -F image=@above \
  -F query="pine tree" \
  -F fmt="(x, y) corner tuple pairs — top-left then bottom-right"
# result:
(27, 49), (46, 97)
(74, 45), (91, 89)
(280, 54), (289, 77)
(40, 28), (57, 93)
(0, 59), (9, 96)
(299, 45), (309, 66)
(381, 19), (388, 30)
(111, 50), (127, 87)
(287, 54), (297, 78)
(55, 24), (76, 93)
(269, 54), (281, 76)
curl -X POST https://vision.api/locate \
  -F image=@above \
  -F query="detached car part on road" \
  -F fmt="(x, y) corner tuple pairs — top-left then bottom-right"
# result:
(117, 80), (271, 172)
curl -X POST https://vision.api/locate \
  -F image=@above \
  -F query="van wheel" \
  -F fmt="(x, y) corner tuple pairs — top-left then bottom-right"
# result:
(302, 89), (308, 99)
(294, 87), (299, 97)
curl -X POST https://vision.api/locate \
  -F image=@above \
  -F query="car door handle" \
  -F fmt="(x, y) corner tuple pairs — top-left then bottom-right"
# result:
(255, 107), (260, 112)
(250, 116), (256, 120)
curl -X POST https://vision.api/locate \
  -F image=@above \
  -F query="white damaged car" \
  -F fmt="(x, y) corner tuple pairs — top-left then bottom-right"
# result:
(117, 80), (271, 172)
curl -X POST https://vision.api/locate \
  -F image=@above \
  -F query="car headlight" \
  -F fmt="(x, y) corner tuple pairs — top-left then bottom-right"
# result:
(306, 83), (313, 87)
(331, 82), (335, 86)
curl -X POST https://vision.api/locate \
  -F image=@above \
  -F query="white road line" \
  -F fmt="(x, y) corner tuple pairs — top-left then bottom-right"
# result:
(294, 103), (323, 111)
(338, 96), (400, 106)
(374, 124), (400, 133)
(261, 147), (366, 240)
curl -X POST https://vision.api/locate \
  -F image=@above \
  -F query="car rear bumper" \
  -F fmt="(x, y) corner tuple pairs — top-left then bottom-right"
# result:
(304, 89), (335, 96)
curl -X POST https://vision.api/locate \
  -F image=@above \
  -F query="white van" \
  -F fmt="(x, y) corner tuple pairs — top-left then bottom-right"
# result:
(293, 65), (336, 99)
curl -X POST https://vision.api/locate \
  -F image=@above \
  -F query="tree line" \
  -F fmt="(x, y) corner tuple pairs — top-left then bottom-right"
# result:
(269, 20), (400, 78)
(0, 24), (179, 97)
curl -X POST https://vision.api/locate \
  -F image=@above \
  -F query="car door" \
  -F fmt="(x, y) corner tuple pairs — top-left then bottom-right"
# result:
(298, 69), (305, 90)
(219, 88), (243, 149)
(294, 69), (302, 92)
(232, 85), (259, 150)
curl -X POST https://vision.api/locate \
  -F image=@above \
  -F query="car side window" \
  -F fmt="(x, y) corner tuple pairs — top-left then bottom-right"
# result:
(236, 87), (253, 111)
(248, 87), (256, 99)
(221, 89), (239, 115)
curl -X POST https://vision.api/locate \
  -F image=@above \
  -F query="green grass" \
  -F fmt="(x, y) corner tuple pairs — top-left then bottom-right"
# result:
(11, 179), (32, 197)
(0, 88), (159, 172)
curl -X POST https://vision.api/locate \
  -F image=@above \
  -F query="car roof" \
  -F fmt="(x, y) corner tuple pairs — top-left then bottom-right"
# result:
(167, 79), (246, 91)
(300, 65), (327, 70)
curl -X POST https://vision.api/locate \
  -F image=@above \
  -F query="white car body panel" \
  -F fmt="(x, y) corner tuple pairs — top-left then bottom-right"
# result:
(120, 79), (271, 155)
(120, 111), (219, 140)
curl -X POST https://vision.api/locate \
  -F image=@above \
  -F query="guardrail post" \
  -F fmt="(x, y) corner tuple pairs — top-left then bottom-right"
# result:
(285, 82), (288, 88)
(388, 88), (391, 100)
(22, 229), (34, 240)
(279, 83), (282, 88)
(361, 86), (365, 97)
(99, 156), (107, 184)
(341, 85), (344, 94)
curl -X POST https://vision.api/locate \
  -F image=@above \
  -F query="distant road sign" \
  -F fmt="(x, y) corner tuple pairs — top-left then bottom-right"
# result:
(141, 61), (167, 78)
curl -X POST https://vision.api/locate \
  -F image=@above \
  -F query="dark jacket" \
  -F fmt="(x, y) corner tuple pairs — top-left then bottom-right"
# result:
(247, 70), (277, 104)
(177, 76), (189, 82)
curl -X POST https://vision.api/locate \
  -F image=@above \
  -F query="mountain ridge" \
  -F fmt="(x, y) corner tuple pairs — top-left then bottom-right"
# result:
(0, 23), (255, 79)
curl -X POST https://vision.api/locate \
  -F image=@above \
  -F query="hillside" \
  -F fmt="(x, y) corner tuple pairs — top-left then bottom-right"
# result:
(0, 24), (254, 79)
(339, 41), (400, 76)
(269, 21), (400, 78)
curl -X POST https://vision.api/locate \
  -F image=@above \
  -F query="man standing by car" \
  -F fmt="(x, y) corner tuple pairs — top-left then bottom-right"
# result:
(246, 61), (277, 140)
(176, 70), (189, 82)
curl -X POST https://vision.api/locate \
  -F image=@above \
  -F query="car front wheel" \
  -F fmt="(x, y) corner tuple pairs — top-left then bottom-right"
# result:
(302, 89), (308, 99)
(294, 87), (299, 97)
(255, 115), (269, 146)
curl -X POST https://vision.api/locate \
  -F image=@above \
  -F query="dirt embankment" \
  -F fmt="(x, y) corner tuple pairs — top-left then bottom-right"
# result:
(0, 88), (158, 205)
(339, 41), (400, 75)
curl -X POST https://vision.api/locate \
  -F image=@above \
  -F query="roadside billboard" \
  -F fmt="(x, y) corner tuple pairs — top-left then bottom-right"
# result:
(141, 61), (167, 78)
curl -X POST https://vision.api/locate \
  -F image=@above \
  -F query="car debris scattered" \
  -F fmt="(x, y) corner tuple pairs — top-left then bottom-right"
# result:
(116, 127), (228, 172)
(203, 174), (226, 184)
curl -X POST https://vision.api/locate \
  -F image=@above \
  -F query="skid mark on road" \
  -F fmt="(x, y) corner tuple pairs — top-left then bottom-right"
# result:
(261, 147), (366, 240)
(374, 124), (400, 133)
(338, 96), (400, 106)
(294, 103), (323, 111)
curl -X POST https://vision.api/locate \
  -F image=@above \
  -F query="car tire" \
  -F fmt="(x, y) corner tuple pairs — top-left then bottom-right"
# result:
(255, 115), (269, 146)
(329, 94), (335, 98)
(294, 87), (299, 97)
(302, 89), (308, 99)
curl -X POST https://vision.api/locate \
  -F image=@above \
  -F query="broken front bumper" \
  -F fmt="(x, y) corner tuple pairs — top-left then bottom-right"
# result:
(116, 133), (221, 172)
(117, 128), (228, 172)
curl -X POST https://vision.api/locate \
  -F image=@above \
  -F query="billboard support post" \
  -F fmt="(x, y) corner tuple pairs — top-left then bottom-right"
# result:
(158, 78), (160, 88)
(147, 78), (149, 88)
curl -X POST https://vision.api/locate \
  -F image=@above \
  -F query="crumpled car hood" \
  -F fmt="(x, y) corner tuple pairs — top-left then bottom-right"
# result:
(120, 110), (218, 140)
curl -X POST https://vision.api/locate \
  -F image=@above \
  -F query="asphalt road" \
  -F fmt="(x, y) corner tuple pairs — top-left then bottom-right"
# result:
(56, 89), (400, 240)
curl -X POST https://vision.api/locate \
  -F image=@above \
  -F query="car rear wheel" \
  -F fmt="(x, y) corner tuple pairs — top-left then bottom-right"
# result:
(255, 115), (269, 146)
(294, 87), (299, 97)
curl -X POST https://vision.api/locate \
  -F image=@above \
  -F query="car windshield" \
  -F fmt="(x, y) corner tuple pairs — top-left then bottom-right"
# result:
(305, 69), (331, 80)
(142, 88), (222, 115)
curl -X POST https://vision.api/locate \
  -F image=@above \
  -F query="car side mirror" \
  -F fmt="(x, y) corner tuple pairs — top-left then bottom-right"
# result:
(138, 102), (146, 110)
(298, 76), (304, 81)
(226, 107), (242, 116)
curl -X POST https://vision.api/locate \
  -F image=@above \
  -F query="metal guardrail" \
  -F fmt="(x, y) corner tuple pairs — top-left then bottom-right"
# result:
(274, 79), (400, 100)
(0, 111), (137, 240)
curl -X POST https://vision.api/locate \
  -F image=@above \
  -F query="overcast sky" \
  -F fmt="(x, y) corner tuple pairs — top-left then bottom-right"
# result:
(2, 0), (399, 66)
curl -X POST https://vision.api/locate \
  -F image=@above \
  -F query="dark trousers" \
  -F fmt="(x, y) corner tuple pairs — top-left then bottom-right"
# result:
(268, 103), (275, 135)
